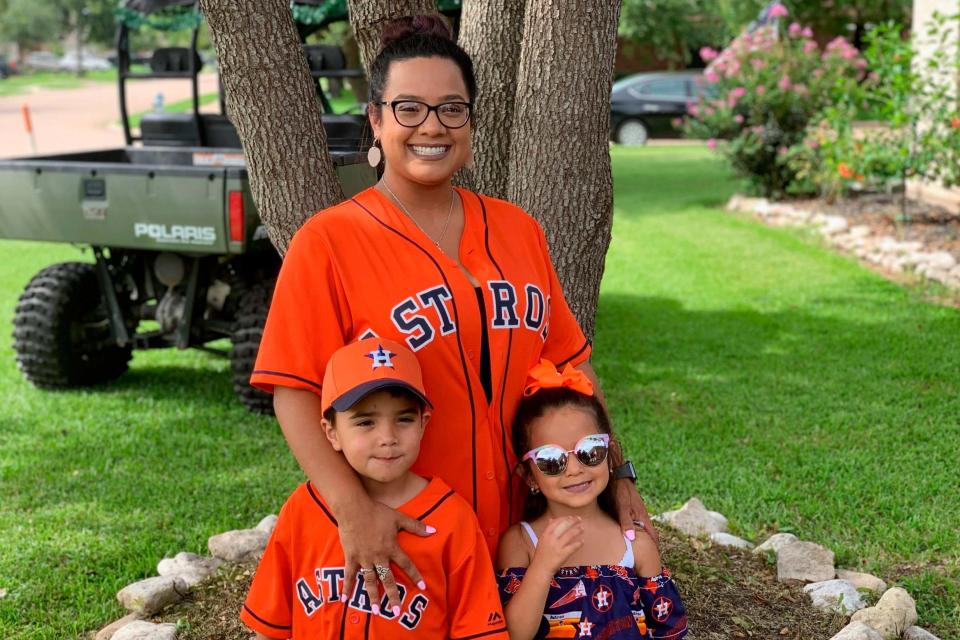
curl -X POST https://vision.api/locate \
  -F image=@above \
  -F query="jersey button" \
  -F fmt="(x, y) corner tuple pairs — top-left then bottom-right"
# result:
(468, 349), (475, 359)
(350, 613), (360, 624)
(487, 527), (497, 537)
(485, 471), (495, 480)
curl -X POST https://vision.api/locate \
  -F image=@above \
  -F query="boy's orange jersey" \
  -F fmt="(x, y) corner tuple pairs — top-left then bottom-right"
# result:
(241, 477), (509, 640)
(251, 187), (591, 554)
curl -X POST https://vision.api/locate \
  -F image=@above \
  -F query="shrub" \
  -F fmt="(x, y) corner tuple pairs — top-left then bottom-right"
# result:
(684, 3), (864, 197)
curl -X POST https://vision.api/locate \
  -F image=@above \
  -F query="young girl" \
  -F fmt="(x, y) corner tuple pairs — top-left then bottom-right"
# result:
(496, 360), (688, 640)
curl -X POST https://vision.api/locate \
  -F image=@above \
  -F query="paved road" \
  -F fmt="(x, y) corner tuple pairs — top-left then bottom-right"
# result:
(0, 73), (220, 158)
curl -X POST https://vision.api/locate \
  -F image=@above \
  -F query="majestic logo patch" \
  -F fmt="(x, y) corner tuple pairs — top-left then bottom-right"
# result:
(366, 344), (396, 369)
(487, 611), (503, 625)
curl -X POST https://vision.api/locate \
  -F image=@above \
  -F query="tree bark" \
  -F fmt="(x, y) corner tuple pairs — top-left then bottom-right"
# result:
(346, 0), (438, 73)
(341, 31), (369, 102)
(199, 0), (342, 255)
(457, 0), (525, 199)
(507, 0), (621, 340)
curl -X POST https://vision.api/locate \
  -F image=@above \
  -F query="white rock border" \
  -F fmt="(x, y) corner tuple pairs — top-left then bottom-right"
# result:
(725, 195), (960, 291)
(654, 497), (941, 640)
(93, 498), (944, 640)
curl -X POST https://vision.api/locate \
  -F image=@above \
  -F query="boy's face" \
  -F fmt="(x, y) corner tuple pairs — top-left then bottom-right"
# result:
(323, 389), (428, 485)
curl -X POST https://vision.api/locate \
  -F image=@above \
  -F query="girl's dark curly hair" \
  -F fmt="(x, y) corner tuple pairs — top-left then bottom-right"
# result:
(513, 387), (620, 522)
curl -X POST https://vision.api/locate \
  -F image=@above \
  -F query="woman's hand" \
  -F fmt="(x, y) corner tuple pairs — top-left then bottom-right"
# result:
(615, 479), (660, 547)
(337, 496), (434, 615)
(528, 516), (583, 578)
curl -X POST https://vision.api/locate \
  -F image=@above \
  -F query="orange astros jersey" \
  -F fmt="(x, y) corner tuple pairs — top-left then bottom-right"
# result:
(251, 187), (591, 555)
(240, 477), (509, 640)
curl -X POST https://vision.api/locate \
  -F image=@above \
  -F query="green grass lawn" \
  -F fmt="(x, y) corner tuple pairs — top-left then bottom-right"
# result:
(0, 69), (127, 97)
(0, 146), (957, 638)
(599, 146), (959, 636)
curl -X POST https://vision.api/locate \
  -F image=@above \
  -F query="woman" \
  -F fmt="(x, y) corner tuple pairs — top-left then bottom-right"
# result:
(251, 15), (654, 615)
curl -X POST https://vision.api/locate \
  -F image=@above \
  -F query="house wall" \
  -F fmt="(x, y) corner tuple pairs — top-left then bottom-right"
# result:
(907, 0), (960, 213)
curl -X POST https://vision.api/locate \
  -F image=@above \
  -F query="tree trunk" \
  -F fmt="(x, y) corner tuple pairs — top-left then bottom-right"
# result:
(200, 0), (342, 255)
(457, 0), (525, 199)
(507, 1), (620, 340)
(346, 0), (438, 72)
(341, 31), (369, 102)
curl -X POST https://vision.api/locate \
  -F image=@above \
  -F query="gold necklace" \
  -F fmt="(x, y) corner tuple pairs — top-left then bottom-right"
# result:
(381, 181), (455, 249)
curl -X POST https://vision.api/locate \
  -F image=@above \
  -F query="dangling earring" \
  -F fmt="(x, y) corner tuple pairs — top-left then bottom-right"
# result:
(529, 485), (540, 495)
(367, 139), (382, 167)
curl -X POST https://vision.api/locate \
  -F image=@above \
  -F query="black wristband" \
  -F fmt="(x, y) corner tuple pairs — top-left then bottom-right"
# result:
(613, 460), (637, 482)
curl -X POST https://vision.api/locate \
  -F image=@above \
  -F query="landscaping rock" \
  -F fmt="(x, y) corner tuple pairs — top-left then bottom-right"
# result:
(904, 626), (941, 640)
(257, 514), (279, 534)
(924, 251), (957, 271)
(849, 225), (871, 239)
(208, 527), (270, 562)
(116, 576), (186, 615)
(657, 498), (728, 536)
(157, 552), (221, 589)
(819, 215), (849, 235)
(112, 621), (178, 640)
(709, 532), (753, 549)
(836, 569), (887, 594)
(829, 621), (884, 640)
(776, 541), (835, 582)
(752, 532), (798, 556)
(803, 579), (866, 614)
(95, 613), (141, 640)
(850, 587), (918, 640)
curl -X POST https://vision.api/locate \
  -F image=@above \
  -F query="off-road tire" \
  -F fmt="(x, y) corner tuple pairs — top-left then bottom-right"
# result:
(230, 282), (274, 415)
(13, 262), (132, 388)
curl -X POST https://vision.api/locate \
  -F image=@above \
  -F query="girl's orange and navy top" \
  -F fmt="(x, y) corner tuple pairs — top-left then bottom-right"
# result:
(251, 187), (592, 556)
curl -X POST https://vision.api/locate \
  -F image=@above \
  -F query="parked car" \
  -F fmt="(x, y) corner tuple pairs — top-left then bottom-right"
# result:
(23, 51), (61, 71)
(59, 52), (113, 72)
(0, 55), (14, 78)
(610, 71), (708, 145)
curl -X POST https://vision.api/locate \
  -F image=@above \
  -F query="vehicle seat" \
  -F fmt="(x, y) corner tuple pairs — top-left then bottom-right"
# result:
(303, 44), (347, 73)
(150, 47), (202, 73)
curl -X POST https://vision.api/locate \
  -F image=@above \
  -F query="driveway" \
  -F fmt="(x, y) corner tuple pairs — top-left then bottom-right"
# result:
(0, 73), (220, 158)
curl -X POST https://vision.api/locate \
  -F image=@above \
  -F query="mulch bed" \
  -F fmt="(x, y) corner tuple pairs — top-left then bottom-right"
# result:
(147, 527), (849, 640)
(789, 192), (960, 256)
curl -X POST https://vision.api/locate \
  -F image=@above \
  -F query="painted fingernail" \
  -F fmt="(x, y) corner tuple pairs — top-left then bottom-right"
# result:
(340, 594), (348, 603)
(392, 605), (401, 616)
(425, 525), (437, 534)
(372, 604), (380, 615)
(626, 529), (636, 541)
(417, 580), (427, 590)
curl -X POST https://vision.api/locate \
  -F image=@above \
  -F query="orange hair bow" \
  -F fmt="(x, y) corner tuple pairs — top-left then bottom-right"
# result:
(523, 359), (594, 397)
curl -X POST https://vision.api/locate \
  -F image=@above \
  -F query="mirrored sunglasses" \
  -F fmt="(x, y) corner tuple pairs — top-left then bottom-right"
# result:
(522, 433), (610, 476)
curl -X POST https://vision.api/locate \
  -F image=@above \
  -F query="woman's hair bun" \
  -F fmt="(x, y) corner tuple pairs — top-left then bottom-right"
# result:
(380, 15), (451, 49)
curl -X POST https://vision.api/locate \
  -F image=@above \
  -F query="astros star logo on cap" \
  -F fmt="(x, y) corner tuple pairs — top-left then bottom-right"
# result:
(365, 344), (396, 369)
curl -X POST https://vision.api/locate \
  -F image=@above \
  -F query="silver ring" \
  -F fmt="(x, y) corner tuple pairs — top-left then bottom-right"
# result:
(632, 520), (646, 529)
(375, 564), (391, 580)
(359, 567), (376, 576)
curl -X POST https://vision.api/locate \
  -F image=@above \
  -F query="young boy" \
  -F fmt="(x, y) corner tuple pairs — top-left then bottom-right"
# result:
(240, 338), (509, 640)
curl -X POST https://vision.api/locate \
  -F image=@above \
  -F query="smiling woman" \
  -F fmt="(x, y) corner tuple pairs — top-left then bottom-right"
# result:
(247, 13), (655, 630)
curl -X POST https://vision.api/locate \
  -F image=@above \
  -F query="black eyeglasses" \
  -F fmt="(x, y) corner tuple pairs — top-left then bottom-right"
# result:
(376, 100), (473, 129)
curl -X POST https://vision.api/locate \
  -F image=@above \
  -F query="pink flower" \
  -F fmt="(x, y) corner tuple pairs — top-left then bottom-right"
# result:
(687, 103), (699, 116)
(734, 114), (745, 124)
(794, 84), (808, 96)
(705, 106), (716, 116)
(769, 3), (789, 18)
(778, 75), (792, 91)
(805, 138), (820, 149)
(700, 47), (719, 62)
(788, 22), (802, 37)
(751, 58), (767, 70)
(756, 84), (766, 95)
(778, 145), (788, 155)
(812, 69), (824, 79)
(707, 138), (718, 149)
(804, 40), (818, 55)
(705, 70), (719, 83)
(802, 27), (813, 38)
(730, 86), (747, 99)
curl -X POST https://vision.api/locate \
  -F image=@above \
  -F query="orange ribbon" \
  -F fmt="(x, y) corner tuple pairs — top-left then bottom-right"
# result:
(523, 359), (594, 397)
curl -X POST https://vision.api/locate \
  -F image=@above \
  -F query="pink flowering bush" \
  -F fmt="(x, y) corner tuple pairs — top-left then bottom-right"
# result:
(684, 6), (864, 197)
